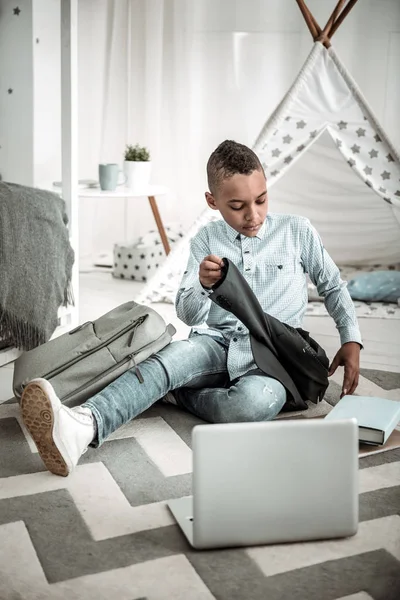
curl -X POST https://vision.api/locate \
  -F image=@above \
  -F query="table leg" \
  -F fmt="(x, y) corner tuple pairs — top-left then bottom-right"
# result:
(124, 197), (128, 243)
(148, 195), (171, 255)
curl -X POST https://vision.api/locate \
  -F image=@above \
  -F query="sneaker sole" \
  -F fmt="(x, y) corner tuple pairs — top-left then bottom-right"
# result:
(21, 383), (69, 477)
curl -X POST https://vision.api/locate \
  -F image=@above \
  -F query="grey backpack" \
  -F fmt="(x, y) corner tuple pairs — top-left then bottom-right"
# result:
(13, 301), (176, 406)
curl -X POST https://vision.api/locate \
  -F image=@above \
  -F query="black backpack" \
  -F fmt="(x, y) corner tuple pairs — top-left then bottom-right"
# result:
(211, 259), (329, 410)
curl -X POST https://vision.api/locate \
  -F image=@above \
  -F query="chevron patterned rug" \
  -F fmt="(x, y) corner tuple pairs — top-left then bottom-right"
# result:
(1, 369), (400, 600)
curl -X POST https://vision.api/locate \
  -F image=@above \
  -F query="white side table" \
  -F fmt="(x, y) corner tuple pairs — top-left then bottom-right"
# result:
(79, 185), (171, 256)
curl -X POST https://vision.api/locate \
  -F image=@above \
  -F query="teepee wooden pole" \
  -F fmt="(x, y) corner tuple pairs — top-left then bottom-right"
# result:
(329, 0), (359, 38)
(307, 10), (323, 39)
(321, 0), (346, 39)
(295, 0), (320, 40)
(295, 0), (333, 49)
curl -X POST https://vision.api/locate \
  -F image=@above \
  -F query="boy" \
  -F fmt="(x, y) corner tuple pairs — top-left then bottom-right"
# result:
(20, 140), (361, 477)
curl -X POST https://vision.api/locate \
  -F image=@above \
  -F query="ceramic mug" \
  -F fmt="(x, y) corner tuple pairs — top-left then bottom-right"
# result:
(98, 163), (126, 191)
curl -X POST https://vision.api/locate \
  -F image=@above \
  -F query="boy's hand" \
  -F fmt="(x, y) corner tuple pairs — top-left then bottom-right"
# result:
(199, 255), (224, 289)
(328, 342), (360, 398)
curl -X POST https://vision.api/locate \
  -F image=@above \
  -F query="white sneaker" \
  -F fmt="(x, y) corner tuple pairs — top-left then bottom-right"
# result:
(20, 378), (95, 477)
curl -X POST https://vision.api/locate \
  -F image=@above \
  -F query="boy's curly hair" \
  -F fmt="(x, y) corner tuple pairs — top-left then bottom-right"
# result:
(207, 140), (263, 194)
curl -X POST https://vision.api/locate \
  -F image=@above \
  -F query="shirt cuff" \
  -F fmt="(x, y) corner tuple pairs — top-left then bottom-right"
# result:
(183, 278), (213, 301)
(338, 326), (363, 348)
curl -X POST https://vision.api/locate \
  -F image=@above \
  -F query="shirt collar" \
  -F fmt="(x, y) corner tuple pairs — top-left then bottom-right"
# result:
(224, 219), (267, 242)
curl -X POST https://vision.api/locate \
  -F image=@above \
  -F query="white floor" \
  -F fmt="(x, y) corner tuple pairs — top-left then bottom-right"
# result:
(0, 270), (399, 405)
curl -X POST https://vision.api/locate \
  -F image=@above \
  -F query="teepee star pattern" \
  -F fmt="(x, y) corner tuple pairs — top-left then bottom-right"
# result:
(253, 43), (399, 207)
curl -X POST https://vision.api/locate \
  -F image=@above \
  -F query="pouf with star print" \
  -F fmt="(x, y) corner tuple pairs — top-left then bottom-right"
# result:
(112, 227), (183, 282)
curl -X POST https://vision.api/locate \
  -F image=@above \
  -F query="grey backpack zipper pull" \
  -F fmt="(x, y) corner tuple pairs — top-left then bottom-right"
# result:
(132, 355), (144, 383)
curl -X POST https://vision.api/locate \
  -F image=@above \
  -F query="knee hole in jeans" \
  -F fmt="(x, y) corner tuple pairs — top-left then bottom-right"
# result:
(228, 381), (286, 422)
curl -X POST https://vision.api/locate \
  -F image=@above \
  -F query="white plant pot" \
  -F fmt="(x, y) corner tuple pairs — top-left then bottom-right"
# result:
(123, 161), (152, 191)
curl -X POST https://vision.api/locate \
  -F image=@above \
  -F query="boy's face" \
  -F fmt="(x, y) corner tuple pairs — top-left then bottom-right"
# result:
(205, 169), (268, 237)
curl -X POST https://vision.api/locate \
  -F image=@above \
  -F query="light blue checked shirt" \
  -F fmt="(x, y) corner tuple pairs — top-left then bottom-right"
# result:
(175, 214), (362, 380)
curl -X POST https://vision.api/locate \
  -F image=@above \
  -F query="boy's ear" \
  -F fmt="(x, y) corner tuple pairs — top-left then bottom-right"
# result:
(205, 192), (218, 210)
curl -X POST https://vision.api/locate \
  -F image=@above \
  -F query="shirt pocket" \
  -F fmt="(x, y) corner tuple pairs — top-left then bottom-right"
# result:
(263, 258), (300, 274)
(261, 258), (305, 288)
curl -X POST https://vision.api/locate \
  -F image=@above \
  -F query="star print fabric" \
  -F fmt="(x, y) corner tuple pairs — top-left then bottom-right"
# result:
(112, 227), (183, 282)
(255, 43), (400, 207)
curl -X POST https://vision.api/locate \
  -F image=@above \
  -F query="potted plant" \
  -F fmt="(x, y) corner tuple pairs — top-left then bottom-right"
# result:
(123, 144), (151, 190)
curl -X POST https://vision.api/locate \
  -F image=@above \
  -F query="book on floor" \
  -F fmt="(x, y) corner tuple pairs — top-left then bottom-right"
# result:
(324, 395), (400, 445)
(359, 428), (400, 457)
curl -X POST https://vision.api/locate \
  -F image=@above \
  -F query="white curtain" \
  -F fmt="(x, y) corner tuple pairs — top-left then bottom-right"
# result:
(80, 0), (216, 256)
(95, 0), (240, 228)
(88, 0), (304, 232)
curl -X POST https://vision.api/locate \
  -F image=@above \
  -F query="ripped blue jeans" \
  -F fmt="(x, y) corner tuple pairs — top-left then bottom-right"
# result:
(83, 332), (286, 446)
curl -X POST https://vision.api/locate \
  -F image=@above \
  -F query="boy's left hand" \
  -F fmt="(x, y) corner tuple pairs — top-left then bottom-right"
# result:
(328, 342), (360, 398)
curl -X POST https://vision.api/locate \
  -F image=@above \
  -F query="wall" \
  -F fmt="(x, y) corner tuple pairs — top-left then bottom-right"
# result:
(0, 0), (61, 187)
(0, 0), (34, 185)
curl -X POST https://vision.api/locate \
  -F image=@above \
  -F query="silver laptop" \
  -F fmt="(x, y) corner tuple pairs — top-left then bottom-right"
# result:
(167, 419), (358, 549)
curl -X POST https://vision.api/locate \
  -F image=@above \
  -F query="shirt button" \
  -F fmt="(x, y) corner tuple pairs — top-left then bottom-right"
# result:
(244, 250), (250, 254)
(233, 337), (238, 342)
(201, 292), (205, 295)
(237, 326), (242, 331)
(245, 268), (251, 271)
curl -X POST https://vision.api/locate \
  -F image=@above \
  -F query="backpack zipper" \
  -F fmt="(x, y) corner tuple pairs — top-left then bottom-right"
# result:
(59, 327), (168, 402)
(42, 315), (148, 381)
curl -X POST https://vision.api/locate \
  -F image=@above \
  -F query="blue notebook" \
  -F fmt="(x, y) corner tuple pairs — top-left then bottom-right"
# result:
(325, 395), (400, 445)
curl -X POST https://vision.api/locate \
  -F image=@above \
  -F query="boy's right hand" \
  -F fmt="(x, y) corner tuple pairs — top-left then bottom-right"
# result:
(199, 255), (224, 289)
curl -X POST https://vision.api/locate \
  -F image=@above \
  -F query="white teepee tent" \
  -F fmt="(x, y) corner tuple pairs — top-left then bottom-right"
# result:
(137, 0), (400, 305)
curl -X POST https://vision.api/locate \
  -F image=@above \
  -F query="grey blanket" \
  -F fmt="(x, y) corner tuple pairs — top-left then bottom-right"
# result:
(0, 182), (74, 350)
